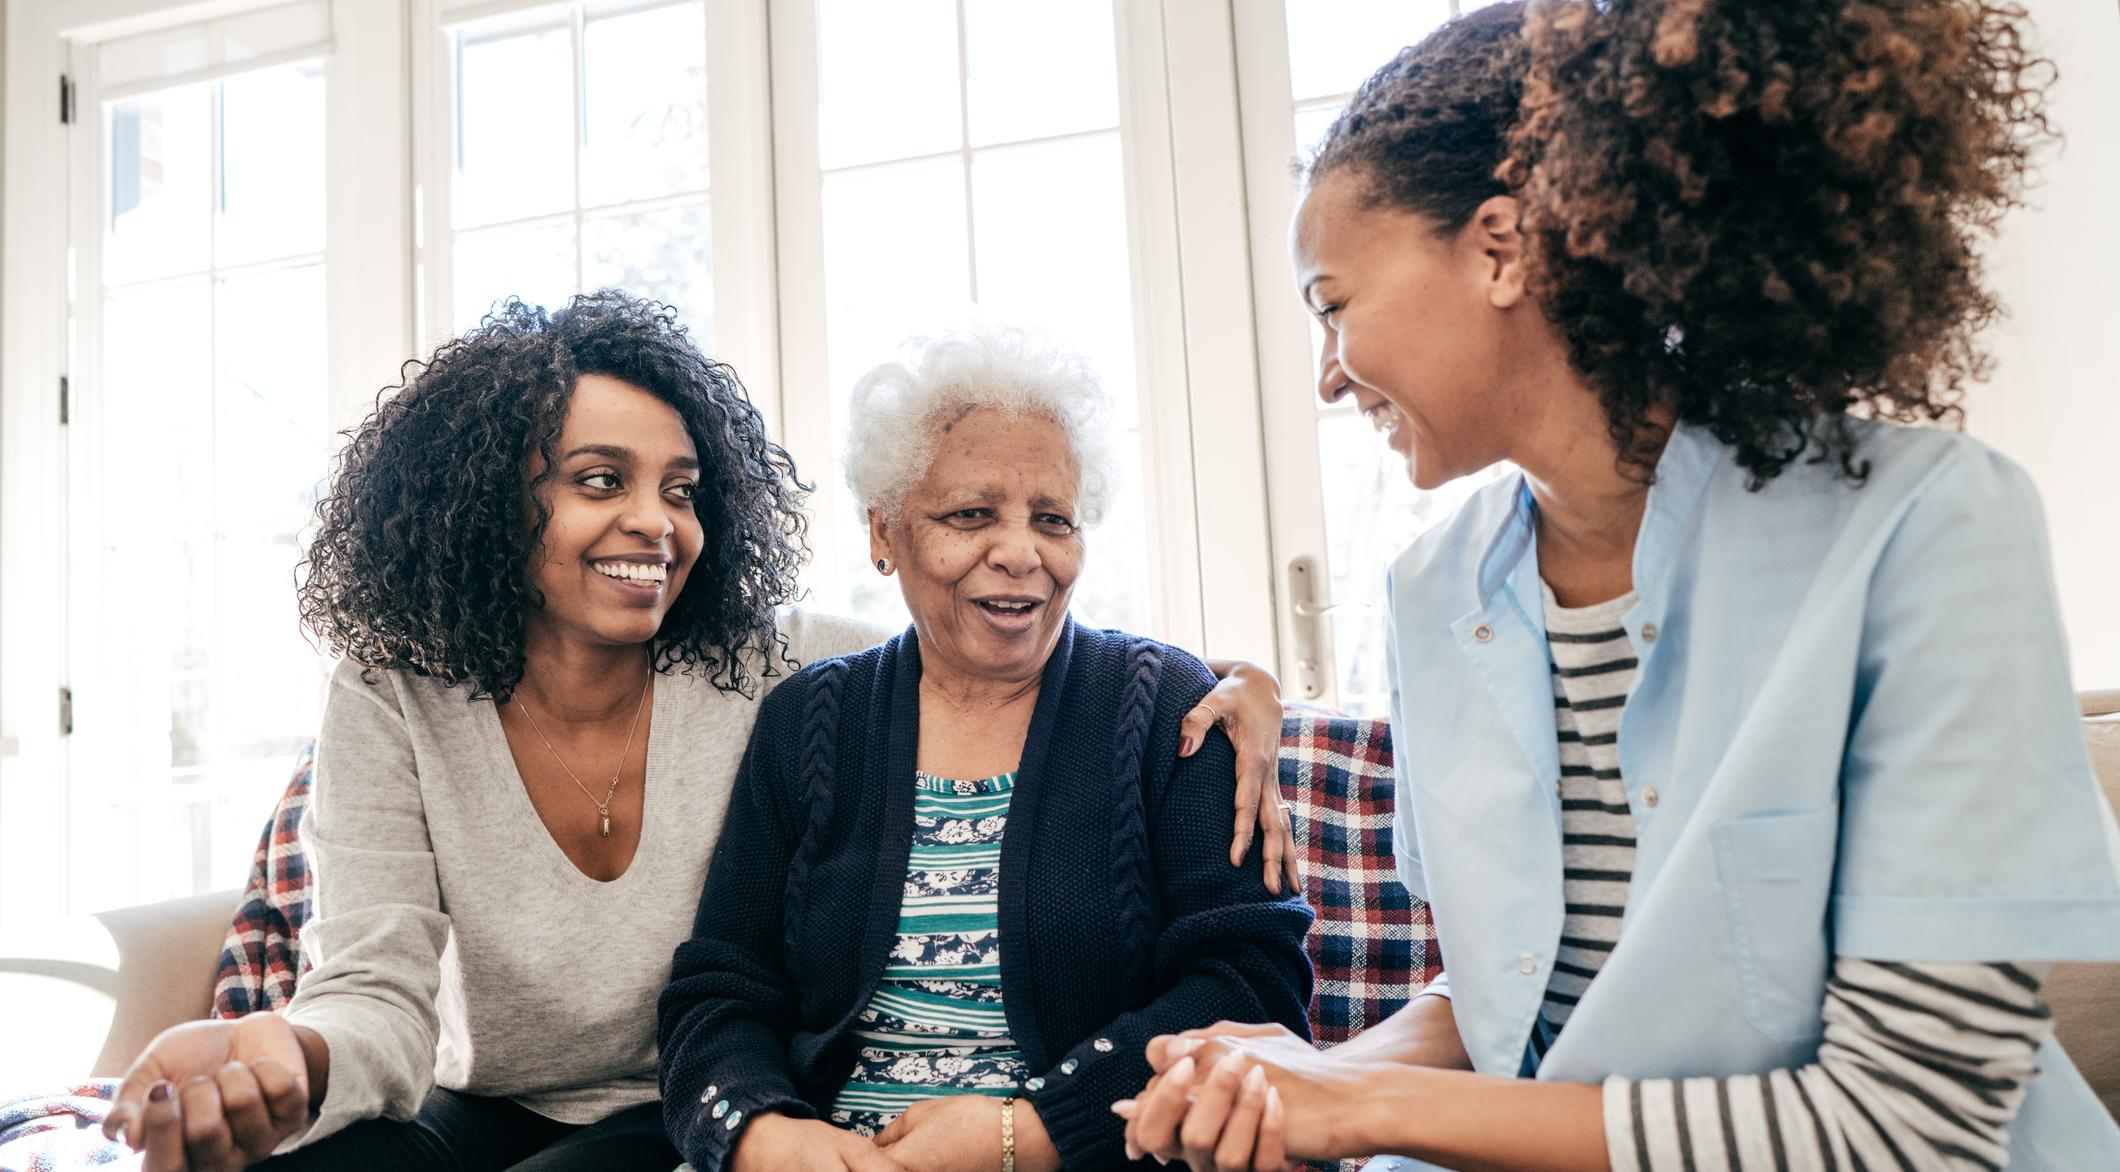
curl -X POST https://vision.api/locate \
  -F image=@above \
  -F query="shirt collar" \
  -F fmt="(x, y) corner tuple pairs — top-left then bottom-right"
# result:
(1470, 423), (1727, 611)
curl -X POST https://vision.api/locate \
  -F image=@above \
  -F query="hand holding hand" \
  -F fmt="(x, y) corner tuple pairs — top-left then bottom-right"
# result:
(1118, 1023), (1358, 1170)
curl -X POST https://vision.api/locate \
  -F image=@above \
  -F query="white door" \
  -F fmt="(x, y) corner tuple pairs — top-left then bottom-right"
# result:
(1235, 0), (1510, 714)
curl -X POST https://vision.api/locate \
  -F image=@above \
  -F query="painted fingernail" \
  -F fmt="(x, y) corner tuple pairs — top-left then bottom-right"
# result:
(1215, 1050), (1246, 1077)
(1110, 1099), (1135, 1116)
(148, 1082), (171, 1103)
(1168, 1055), (1196, 1084)
(1171, 1037), (1203, 1057)
(1244, 1064), (1267, 1092)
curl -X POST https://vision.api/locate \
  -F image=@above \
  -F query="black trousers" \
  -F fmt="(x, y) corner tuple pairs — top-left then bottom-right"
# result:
(253, 1088), (678, 1172)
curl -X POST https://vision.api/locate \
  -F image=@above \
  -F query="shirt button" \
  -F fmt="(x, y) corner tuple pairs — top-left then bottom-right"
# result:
(1555, 780), (1563, 799)
(1060, 1059), (1079, 1075)
(1093, 1038), (1114, 1052)
(1643, 788), (1660, 808)
(1518, 954), (1537, 974)
(1473, 624), (1494, 643)
(1641, 622), (1659, 644)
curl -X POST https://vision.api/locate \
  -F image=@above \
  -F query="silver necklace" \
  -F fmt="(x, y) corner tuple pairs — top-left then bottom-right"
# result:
(513, 670), (651, 838)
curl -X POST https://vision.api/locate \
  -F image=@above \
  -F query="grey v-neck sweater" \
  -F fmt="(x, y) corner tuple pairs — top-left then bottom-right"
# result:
(280, 609), (887, 1148)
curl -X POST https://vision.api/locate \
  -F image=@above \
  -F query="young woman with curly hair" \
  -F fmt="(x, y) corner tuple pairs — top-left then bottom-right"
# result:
(1121, 2), (2120, 1169)
(92, 293), (1290, 1172)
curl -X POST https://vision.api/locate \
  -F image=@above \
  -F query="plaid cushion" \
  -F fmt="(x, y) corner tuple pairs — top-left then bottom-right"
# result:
(212, 742), (314, 1017)
(1282, 710), (1440, 1046)
(1280, 710), (1439, 1172)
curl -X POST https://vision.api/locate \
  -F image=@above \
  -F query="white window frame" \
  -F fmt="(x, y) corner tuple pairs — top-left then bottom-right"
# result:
(408, 0), (782, 425)
(0, 0), (411, 925)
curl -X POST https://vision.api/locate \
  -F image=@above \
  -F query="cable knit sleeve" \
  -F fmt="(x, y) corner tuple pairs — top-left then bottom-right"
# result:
(657, 666), (836, 1172)
(1026, 646), (1316, 1167)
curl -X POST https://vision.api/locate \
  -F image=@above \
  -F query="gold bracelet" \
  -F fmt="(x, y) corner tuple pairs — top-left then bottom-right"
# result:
(1000, 1095), (1017, 1172)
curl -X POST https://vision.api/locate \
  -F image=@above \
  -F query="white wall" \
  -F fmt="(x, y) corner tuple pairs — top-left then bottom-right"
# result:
(1968, 0), (2120, 690)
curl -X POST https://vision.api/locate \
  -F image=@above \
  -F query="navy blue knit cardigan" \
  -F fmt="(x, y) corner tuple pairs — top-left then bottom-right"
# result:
(657, 620), (1314, 1170)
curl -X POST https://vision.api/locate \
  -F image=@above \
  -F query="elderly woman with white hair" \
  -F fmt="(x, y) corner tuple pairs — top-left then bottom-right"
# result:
(656, 324), (1316, 1172)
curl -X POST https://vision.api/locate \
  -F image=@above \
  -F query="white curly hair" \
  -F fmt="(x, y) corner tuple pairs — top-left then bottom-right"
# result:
(843, 321), (1118, 526)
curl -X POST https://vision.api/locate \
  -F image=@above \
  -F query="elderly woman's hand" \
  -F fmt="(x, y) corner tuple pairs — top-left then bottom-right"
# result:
(874, 1096), (1061, 1172)
(1191, 661), (1300, 894)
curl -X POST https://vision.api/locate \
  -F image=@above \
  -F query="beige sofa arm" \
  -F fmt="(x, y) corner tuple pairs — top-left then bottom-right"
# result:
(0, 887), (236, 1087)
(88, 887), (241, 1077)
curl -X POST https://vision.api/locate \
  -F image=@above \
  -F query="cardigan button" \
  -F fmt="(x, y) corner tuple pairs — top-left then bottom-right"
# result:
(1093, 1038), (1114, 1052)
(1642, 622), (1659, 644)
(1473, 624), (1494, 643)
(1517, 954), (1538, 975)
(1025, 1078), (1046, 1092)
(1060, 1059), (1079, 1075)
(710, 1100), (729, 1119)
(725, 1110), (743, 1131)
(1643, 788), (1660, 809)
(700, 1085), (718, 1104)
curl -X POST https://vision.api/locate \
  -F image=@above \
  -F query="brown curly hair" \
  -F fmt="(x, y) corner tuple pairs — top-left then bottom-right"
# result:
(298, 293), (809, 702)
(1311, 0), (2054, 485)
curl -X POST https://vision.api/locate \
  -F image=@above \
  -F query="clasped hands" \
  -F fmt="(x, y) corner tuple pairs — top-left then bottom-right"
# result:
(1115, 1021), (1365, 1172)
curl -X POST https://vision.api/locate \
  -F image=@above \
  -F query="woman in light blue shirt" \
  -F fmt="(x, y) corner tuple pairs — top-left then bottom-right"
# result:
(1119, 2), (2120, 1169)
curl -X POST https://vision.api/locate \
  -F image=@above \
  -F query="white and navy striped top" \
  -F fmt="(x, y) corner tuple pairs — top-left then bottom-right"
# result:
(828, 771), (1027, 1136)
(1534, 587), (2056, 1171)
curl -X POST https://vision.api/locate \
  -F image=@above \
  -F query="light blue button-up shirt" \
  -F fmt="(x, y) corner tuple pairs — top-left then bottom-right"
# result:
(1384, 419), (2120, 1168)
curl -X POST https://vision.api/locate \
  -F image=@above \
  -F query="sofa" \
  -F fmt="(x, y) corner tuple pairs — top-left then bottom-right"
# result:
(7, 695), (2117, 1131)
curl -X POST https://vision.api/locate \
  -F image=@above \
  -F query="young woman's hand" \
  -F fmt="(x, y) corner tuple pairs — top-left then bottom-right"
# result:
(102, 1014), (314, 1171)
(1118, 1028), (1360, 1168)
(731, 1114), (909, 1172)
(1192, 660), (1301, 893)
(875, 1095), (1061, 1172)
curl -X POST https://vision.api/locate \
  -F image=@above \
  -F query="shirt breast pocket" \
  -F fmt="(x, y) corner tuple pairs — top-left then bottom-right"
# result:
(1711, 807), (1839, 1043)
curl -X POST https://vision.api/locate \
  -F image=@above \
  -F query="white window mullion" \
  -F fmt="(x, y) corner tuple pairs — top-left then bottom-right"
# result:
(1108, 0), (1208, 652)
(704, 0), (783, 433)
(411, 0), (455, 347)
(764, 0), (842, 605)
(326, 0), (415, 437)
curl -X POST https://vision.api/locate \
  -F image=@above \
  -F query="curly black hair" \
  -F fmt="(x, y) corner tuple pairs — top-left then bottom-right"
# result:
(1311, 0), (2054, 486)
(298, 292), (809, 701)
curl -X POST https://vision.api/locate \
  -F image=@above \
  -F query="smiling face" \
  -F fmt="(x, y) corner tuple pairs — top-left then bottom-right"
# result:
(1291, 167), (1537, 490)
(523, 372), (704, 652)
(870, 406), (1084, 687)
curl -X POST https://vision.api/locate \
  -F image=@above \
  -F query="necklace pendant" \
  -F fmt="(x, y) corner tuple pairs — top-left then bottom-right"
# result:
(600, 810), (611, 838)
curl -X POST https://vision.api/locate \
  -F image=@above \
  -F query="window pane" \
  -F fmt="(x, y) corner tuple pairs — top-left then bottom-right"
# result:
(96, 282), (215, 812)
(106, 85), (213, 285)
(821, 159), (971, 416)
(1283, 0), (1451, 102)
(815, 0), (961, 168)
(218, 62), (327, 266)
(819, 158), (971, 629)
(454, 9), (574, 228)
(581, 0), (709, 207)
(970, 135), (1146, 632)
(454, 221), (577, 331)
(963, 0), (1118, 146)
(584, 201), (712, 345)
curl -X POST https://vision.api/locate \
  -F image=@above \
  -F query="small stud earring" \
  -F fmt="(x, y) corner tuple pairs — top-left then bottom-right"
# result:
(875, 558), (890, 575)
